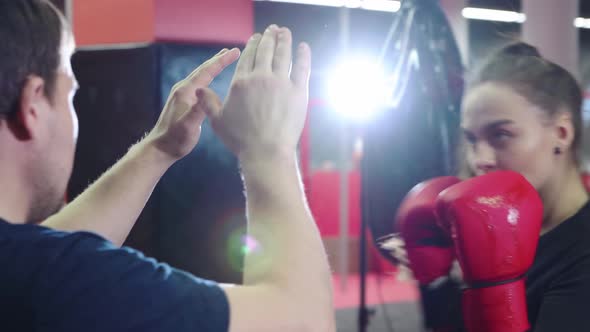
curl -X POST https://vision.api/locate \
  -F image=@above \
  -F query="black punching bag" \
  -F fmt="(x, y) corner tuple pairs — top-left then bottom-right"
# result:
(361, 0), (464, 329)
(362, 0), (463, 262)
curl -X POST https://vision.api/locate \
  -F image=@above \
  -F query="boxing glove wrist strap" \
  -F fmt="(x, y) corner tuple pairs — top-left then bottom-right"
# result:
(462, 279), (529, 332)
(464, 274), (524, 290)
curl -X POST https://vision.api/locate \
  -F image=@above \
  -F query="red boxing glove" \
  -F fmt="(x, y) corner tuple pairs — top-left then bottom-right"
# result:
(436, 170), (543, 332)
(397, 177), (463, 332)
(397, 176), (461, 285)
(582, 172), (590, 192)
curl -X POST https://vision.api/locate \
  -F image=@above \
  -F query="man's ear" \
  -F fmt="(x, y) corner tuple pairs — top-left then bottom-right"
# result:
(9, 76), (47, 141)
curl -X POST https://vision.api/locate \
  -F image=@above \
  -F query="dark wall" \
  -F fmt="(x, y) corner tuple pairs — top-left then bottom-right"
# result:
(69, 46), (161, 257)
(580, 29), (590, 86)
(156, 44), (245, 282)
(70, 44), (245, 283)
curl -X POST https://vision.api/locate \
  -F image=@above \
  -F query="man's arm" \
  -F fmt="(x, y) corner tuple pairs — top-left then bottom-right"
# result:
(204, 25), (335, 332)
(42, 48), (240, 246)
(41, 139), (171, 246)
(224, 153), (334, 332)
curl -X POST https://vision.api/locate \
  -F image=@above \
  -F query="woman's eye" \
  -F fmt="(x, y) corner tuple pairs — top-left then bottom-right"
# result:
(494, 130), (512, 140)
(489, 130), (513, 147)
(464, 132), (477, 145)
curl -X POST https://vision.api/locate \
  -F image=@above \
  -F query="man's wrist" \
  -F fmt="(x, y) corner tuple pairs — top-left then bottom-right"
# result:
(131, 136), (177, 171)
(238, 147), (298, 174)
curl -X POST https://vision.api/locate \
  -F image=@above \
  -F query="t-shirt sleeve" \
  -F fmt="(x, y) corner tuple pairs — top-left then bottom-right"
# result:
(33, 231), (230, 332)
(532, 258), (590, 332)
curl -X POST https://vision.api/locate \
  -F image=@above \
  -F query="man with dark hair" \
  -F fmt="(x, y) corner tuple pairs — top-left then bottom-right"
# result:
(0, 1), (334, 331)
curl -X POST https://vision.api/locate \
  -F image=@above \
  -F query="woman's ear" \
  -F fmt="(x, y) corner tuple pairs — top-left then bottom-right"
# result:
(552, 110), (575, 152)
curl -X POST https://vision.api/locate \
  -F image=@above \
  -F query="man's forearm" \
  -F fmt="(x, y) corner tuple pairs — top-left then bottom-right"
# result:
(239, 152), (334, 327)
(42, 139), (173, 246)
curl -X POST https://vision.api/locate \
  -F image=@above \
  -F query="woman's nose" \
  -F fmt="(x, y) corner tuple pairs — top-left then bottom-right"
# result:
(472, 142), (497, 175)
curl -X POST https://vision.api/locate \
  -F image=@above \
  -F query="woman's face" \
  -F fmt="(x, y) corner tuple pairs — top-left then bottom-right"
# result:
(461, 82), (558, 189)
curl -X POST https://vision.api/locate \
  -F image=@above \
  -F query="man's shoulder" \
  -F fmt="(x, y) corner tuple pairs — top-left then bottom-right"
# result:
(0, 220), (230, 331)
(0, 219), (220, 294)
(0, 220), (116, 308)
(0, 220), (120, 283)
(0, 219), (113, 256)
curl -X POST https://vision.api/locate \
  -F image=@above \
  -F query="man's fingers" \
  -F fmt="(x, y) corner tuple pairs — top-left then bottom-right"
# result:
(273, 27), (292, 75)
(184, 50), (225, 82)
(291, 42), (311, 88)
(182, 102), (207, 127)
(180, 87), (222, 126)
(235, 34), (262, 76)
(217, 48), (229, 56)
(185, 49), (228, 81)
(186, 48), (240, 87)
(254, 25), (279, 73)
(195, 88), (223, 119)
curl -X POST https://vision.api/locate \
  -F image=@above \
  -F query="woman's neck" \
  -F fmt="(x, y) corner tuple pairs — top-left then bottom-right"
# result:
(540, 165), (589, 235)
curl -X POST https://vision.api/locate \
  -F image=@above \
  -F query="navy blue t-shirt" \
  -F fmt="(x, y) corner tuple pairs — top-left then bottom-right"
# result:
(0, 218), (230, 331)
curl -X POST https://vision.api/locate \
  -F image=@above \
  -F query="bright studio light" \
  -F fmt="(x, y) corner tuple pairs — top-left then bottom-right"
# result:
(575, 17), (590, 29)
(253, 0), (400, 12)
(254, 1), (590, 29)
(461, 7), (526, 23)
(327, 58), (392, 121)
(357, 0), (400, 12)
